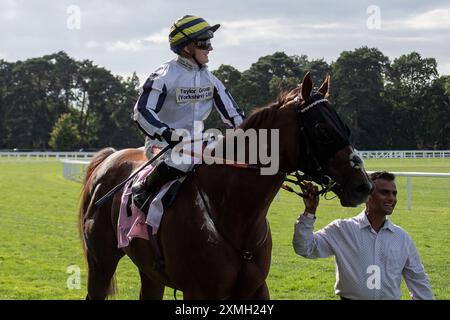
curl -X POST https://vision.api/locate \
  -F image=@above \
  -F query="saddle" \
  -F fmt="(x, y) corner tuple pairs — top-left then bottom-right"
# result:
(118, 164), (185, 249)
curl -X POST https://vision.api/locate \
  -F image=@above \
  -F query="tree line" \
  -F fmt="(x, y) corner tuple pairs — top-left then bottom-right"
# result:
(0, 51), (141, 151)
(0, 48), (449, 151)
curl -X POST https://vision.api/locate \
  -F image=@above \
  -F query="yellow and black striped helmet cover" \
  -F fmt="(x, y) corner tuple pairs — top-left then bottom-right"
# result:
(169, 15), (215, 46)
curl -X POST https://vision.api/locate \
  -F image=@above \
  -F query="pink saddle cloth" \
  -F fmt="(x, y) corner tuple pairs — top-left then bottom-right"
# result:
(117, 165), (181, 248)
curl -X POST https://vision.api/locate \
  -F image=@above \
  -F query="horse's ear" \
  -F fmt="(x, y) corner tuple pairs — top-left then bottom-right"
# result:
(318, 74), (331, 97)
(301, 72), (313, 100)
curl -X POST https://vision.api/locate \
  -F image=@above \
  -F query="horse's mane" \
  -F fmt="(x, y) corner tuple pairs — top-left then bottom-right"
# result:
(238, 89), (298, 130)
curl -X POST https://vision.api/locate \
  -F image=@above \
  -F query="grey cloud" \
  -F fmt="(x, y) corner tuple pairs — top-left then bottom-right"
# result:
(1, 0), (449, 79)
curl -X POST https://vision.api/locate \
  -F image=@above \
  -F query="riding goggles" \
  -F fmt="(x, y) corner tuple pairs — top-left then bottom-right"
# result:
(194, 39), (212, 50)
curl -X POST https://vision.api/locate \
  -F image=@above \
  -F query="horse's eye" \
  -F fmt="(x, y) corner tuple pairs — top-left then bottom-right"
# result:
(314, 122), (335, 144)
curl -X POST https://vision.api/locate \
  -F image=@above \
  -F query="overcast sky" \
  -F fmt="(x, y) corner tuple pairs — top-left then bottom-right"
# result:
(1, 0), (449, 83)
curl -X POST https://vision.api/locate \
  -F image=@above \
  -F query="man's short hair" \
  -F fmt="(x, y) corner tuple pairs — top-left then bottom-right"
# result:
(370, 171), (395, 182)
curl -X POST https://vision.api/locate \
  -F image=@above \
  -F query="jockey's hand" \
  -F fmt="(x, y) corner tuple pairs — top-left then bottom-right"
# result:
(300, 182), (319, 215)
(161, 128), (183, 149)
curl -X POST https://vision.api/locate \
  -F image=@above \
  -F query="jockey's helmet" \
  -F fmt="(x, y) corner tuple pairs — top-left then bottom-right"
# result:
(169, 15), (220, 54)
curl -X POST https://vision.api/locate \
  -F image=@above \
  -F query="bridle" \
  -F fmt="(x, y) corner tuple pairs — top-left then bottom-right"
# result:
(282, 93), (352, 199)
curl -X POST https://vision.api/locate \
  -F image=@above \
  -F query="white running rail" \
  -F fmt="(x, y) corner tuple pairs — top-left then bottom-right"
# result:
(61, 159), (90, 182)
(1, 150), (449, 160)
(60, 159), (450, 211)
(0, 151), (95, 160)
(357, 150), (450, 159)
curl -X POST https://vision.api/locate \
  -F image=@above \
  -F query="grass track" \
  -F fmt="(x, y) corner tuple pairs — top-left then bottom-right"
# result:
(0, 158), (449, 299)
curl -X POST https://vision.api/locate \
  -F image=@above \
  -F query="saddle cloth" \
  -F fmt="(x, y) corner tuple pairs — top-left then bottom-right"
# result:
(117, 164), (185, 248)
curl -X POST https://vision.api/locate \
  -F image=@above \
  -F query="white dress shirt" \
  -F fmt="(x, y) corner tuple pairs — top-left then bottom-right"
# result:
(293, 210), (434, 300)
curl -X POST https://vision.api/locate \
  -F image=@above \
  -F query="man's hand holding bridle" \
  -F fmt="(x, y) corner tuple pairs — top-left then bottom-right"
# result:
(300, 182), (319, 215)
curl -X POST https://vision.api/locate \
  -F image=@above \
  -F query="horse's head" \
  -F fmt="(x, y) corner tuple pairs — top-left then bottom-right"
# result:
(278, 72), (373, 207)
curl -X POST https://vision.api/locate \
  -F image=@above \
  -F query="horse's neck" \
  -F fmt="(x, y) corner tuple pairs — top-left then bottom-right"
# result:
(195, 164), (284, 246)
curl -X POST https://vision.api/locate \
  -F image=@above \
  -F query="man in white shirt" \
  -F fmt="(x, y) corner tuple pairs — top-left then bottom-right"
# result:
(292, 171), (434, 300)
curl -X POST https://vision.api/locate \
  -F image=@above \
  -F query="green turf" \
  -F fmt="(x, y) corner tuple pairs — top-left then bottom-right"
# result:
(0, 158), (449, 299)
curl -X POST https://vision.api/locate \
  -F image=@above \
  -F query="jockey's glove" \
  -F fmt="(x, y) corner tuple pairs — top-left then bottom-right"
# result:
(161, 128), (184, 149)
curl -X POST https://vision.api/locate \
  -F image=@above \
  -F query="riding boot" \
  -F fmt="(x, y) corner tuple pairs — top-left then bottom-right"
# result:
(132, 162), (185, 210)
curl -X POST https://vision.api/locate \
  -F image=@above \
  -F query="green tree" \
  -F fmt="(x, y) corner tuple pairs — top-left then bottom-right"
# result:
(0, 60), (14, 148)
(0, 52), (79, 149)
(1, 50), (448, 151)
(74, 60), (140, 148)
(268, 75), (299, 98)
(239, 51), (302, 109)
(209, 53), (328, 132)
(442, 75), (450, 97)
(110, 72), (143, 148)
(331, 46), (390, 149)
(49, 113), (81, 150)
(213, 64), (241, 93)
(207, 65), (243, 130)
(292, 54), (331, 82)
(386, 52), (438, 148)
(415, 77), (450, 148)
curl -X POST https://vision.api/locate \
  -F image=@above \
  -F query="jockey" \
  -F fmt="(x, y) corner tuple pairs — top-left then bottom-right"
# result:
(132, 15), (245, 209)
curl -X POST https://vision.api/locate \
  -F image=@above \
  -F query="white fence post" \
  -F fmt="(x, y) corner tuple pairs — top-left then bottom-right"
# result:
(407, 176), (411, 210)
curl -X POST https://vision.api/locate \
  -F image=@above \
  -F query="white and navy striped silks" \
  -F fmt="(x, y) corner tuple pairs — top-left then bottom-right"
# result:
(133, 56), (244, 148)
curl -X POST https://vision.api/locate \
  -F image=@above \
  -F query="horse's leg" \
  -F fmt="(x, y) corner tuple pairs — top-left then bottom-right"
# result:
(80, 148), (147, 300)
(250, 281), (270, 300)
(85, 250), (123, 300)
(227, 281), (270, 300)
(139, 270), (165, 300)
(84, 198), (125, 300)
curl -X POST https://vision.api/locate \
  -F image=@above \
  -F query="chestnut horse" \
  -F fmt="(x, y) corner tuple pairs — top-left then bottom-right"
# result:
(79, 73), (373, 299)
